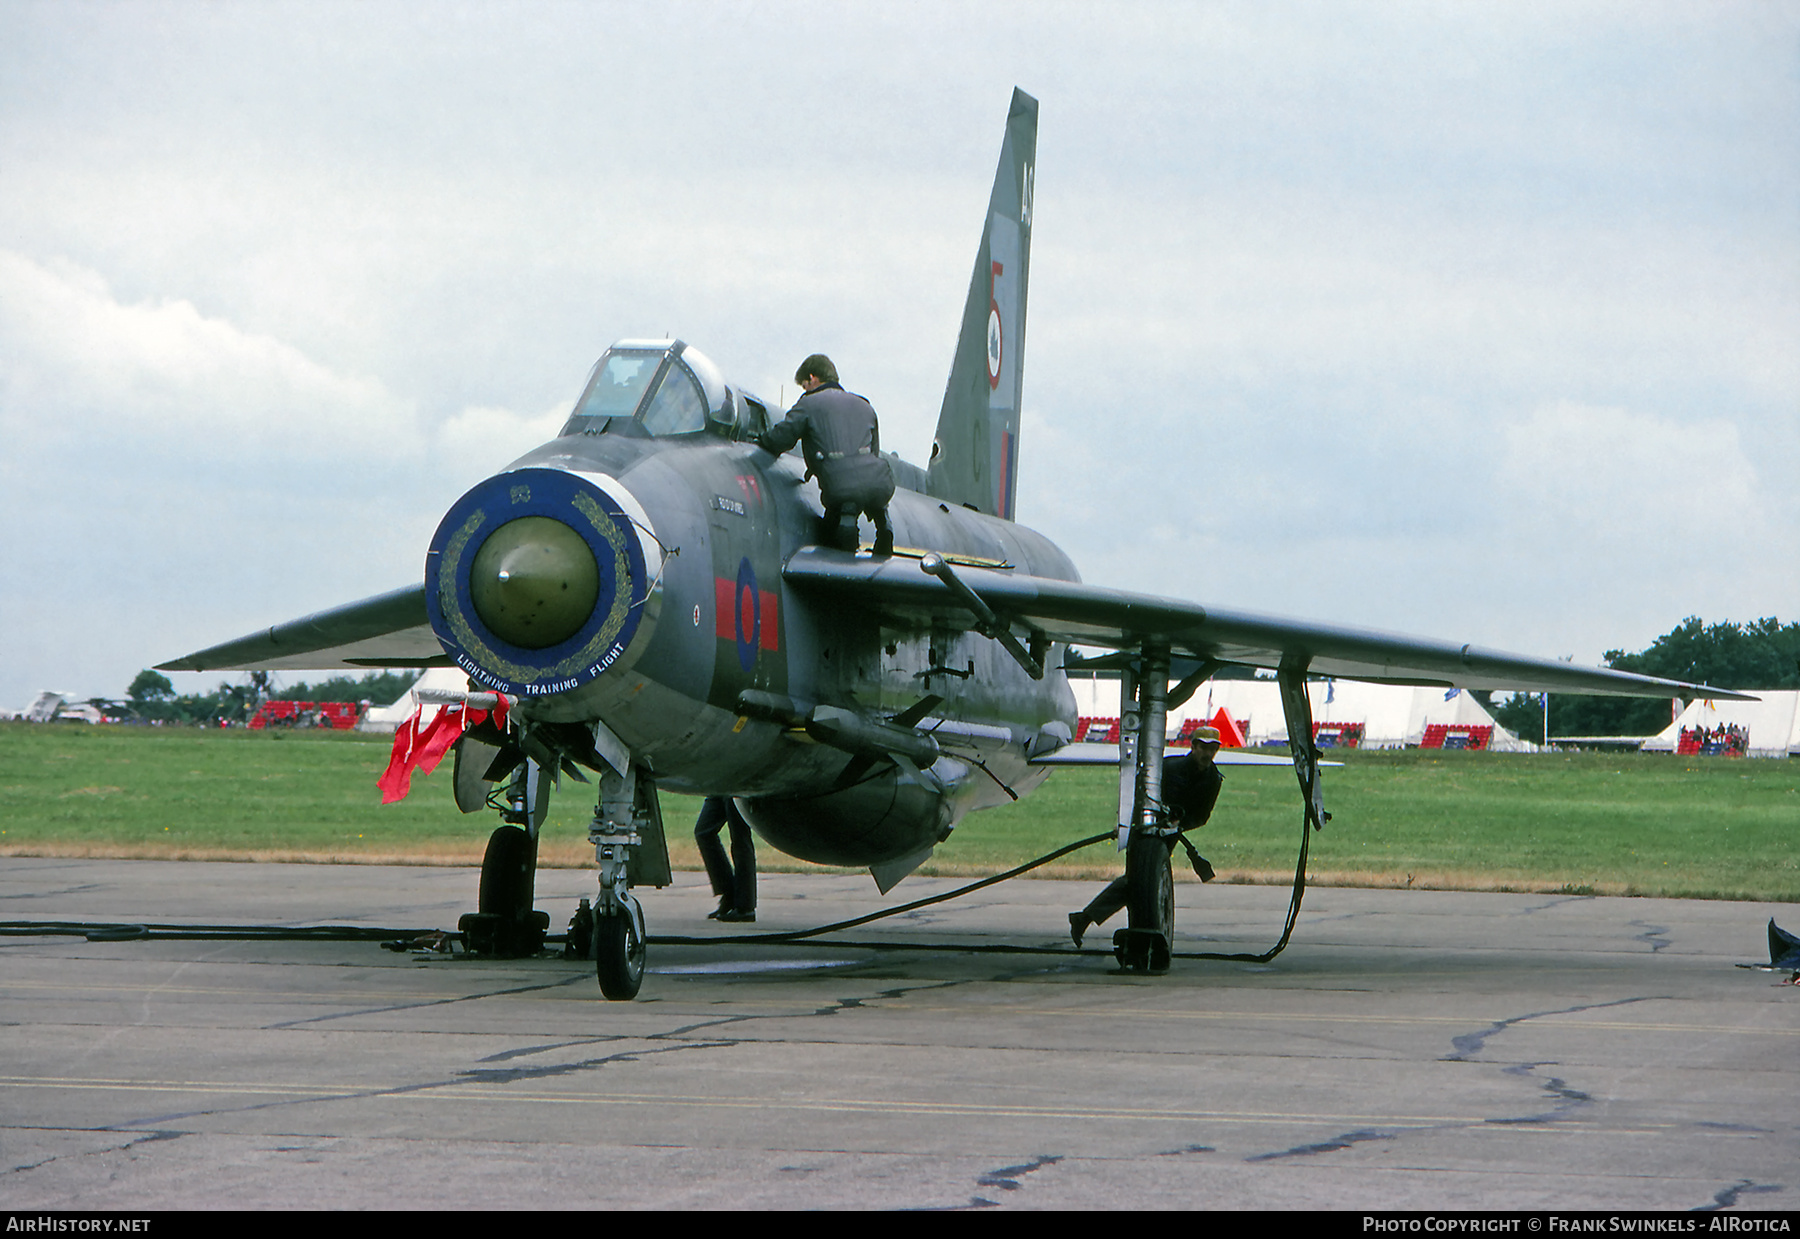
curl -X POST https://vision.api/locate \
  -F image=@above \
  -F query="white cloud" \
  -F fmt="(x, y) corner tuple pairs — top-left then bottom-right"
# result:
(432, 401), (571, 479)
(0, 249), (415, 463)
(1496, 401), (1757, 537)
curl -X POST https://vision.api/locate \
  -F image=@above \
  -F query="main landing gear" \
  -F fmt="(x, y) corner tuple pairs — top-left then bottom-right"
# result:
(1105, 643), (1325, 976)
(459, 761), (551, 957)
(1112, 644), (1175, 974)
(1118, 826), (1175, 974)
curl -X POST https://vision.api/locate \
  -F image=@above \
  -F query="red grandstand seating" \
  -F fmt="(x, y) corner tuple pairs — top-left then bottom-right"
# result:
(249, 700), (365, 731)
(1419, 724), (1493, 751)
(1077, 716), (1119, 743)
(1312, 722), (1364, 749)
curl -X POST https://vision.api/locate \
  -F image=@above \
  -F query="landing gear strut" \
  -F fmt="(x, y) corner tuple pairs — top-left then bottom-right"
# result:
(587, 760), (671, 1000)
(1113, 643), (1176, 973)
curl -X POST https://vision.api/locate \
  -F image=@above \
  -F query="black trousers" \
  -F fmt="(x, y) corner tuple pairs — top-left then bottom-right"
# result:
(822, 498), (894, 553)
(1080, 874), (1133, 925)
(695, 796), (756, 913)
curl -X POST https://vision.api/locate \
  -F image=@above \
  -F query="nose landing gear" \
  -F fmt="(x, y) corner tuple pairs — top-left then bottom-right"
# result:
(588, 758), (671, 1001)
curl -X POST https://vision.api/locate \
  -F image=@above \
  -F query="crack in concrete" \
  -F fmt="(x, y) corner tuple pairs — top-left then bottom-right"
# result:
(111, 1039), (724, 1129)
(1483, 1062), (1593, 1125)
(457, 1040), (736, 1084)
(478, 1039), (603, 1063)
(5, 1127), (188, 1177)
(110, 974), (967, 1131)
(805, 979), (965, 1020)
(1156, 1144), (1215, 1157)
(1511, 896), (1595, 915)
(1442, 996), (1655, 1061)
(1441, 997), (1680, 1134)
(1698, 1179), (1785, 1211)
(976, 1154), (1062, 1191)
(1, 882), (109, 901)
(1628, 920), (1672, 953)
(1245, 1128), (1395, 1162)
(262, 972), (592, 1028)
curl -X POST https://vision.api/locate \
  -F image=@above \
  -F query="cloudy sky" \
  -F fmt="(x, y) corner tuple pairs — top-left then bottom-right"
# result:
(3, 0), (1796, 706)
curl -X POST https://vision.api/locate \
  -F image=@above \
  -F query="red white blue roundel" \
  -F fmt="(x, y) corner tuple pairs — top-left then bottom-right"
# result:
(986, 301), (1003, 390)
(732, 557), (761, 673)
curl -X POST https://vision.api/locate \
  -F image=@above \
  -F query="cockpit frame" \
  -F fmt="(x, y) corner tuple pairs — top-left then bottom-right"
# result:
(559, 339), (770, 443)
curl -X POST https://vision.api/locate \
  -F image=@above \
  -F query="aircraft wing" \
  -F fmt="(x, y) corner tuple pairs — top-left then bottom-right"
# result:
(783, 548), (1754, 700)
(156, 584), (449, 673)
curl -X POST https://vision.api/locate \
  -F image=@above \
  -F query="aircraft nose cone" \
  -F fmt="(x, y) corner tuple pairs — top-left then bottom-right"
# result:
(428, 467), (655, 696)
(468, 515), (600, 649)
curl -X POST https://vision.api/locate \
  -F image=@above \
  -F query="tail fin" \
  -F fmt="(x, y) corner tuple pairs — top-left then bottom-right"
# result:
(927, 88), (1037, 521)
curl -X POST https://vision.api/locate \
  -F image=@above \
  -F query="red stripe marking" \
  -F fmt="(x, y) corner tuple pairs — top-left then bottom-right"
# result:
(759, 591), (779, 650)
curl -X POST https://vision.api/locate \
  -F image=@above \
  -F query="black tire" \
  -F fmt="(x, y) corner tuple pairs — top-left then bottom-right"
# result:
(479, 826), (534, 919)
(1123, 830), (1174, 972)
(595, 912), (645, 1000)
(477, 826), (545, 957)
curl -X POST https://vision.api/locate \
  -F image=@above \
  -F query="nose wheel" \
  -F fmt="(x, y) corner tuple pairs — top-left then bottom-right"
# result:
(588, 759), (670, 1000)
(594, 898), (646, 1000)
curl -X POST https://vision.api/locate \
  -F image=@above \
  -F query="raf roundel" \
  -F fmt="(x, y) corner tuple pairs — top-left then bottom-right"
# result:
(426, 467), (648, 697)
(986, 303), (1003, 390)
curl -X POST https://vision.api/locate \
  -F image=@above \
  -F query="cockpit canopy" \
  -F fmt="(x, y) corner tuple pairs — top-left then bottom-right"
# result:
(559, 339), (769, 440)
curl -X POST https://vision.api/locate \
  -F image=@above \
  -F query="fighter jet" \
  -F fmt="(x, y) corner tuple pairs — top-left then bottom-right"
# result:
(161, 89), (1745, 998)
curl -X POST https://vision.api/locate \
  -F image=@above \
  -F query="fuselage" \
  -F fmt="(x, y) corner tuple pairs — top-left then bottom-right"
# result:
(425, 342), (1078, 871)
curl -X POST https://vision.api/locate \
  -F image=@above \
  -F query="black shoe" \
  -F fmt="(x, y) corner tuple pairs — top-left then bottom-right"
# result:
(716, 908), (756, 924)
(707, 898), (732, 921)
(1069, 912), (1090, 948)
(1180, 835), (1215, 882)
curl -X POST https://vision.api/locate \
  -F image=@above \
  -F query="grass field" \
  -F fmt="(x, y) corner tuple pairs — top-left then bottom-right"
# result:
(2, 721), (1795, 900)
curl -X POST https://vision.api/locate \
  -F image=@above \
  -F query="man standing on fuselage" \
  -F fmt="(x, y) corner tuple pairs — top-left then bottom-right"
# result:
(758, 354), (895, 555)
(1069, 726), (1224, 947)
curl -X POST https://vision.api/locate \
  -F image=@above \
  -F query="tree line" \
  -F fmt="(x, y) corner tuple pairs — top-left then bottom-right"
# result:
(119, 669), (421, 726)
(1487, 616), (1800, 740)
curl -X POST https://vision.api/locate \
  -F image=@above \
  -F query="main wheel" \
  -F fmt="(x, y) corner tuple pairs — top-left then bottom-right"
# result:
(476, 826), (544, 956)
(1121, 830), (1175, 973)
(594, 912), (645, 1000)
(479, 825), (534, 916)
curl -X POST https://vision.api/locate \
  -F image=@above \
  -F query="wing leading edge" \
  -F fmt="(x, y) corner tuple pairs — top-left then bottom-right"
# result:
(156, 584), (447, 673)
(783, 548), (1754, 701)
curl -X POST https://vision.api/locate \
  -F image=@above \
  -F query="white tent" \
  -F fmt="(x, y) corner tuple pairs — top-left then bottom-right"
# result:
(1066, 675), (1527, 751)
(1640, 691), (1800, 758)
(357, 667), (472, 732)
